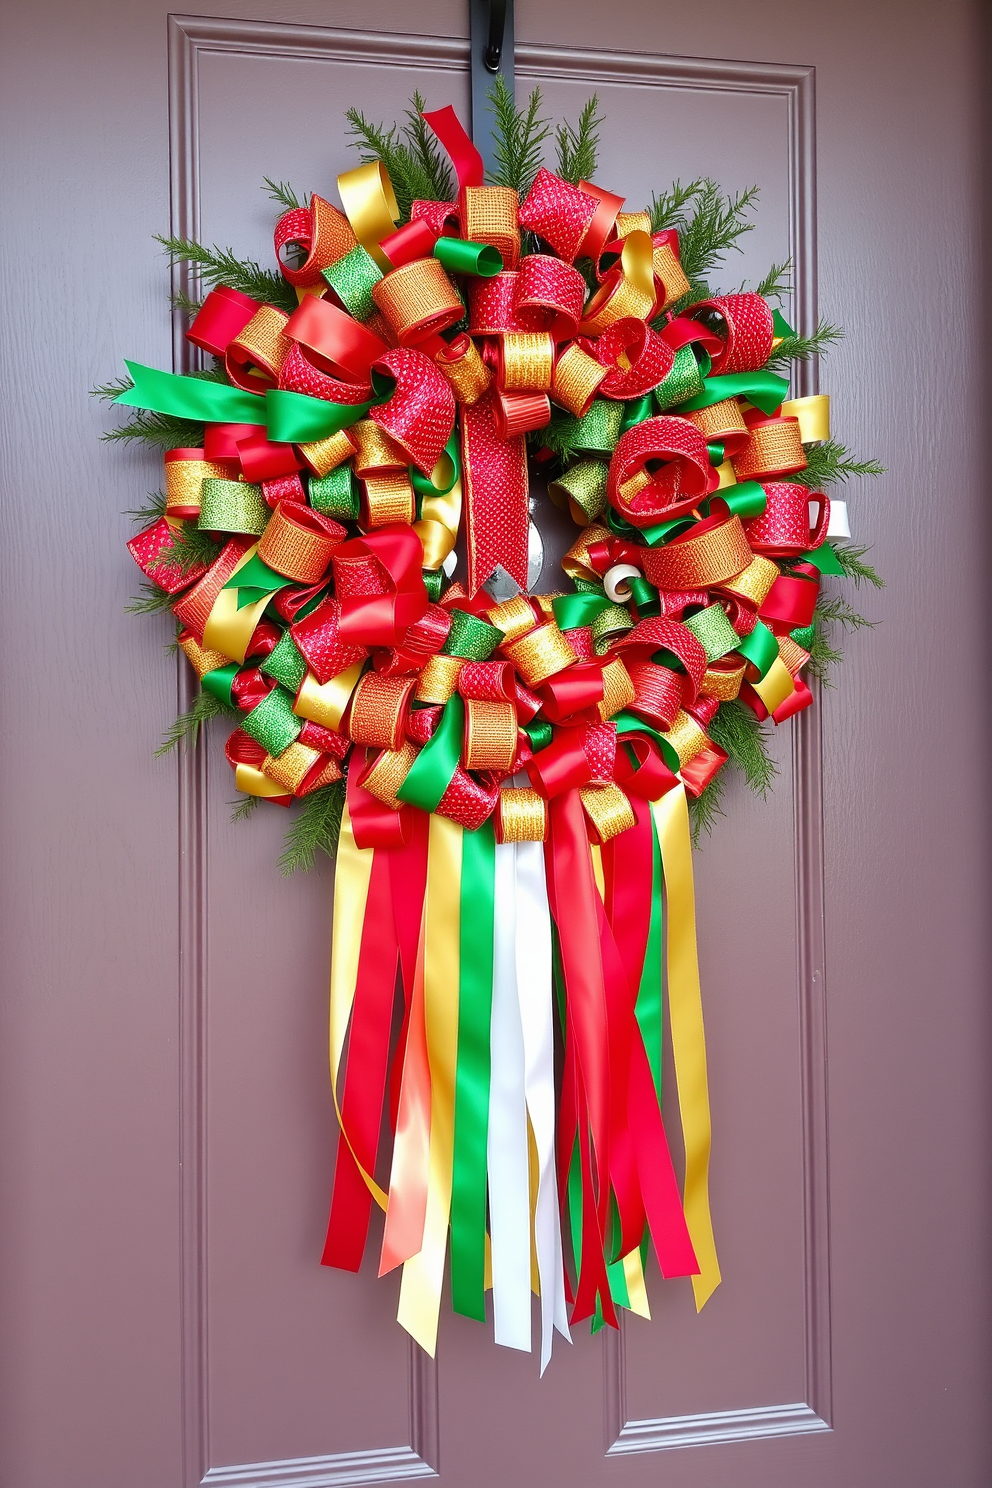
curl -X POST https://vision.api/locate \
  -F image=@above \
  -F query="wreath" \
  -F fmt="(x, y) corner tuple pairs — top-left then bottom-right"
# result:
(100, 83), (882, 1369)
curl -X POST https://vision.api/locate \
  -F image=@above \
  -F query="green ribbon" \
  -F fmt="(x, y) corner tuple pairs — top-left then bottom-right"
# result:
(772, 309), (795, 340)
(801, 542), (845, 575)
(683, 604), (740, 662)
(261, 630), (308, 692)
(423, 569), (444, 602)
(736, 619), (779, 678)
(553, 592), (613, 631)
(524, 718), (553, 753)
(321, 245), (382, 322)
(450, 819), (496, 1319)
(265, 387), (377, 443)
(410, 432), (460, 496)
(116, 361), (265, 425)
(241, 684), (302, 756)
(310, 464), (360, 520)
(627, 576), (660, 615)
(710, 480), (766, 521)
(654, 344), (708, 410)
(636, 817), (664, 1101)
(222, 551), (292, 609)
(396, 695), (464, 811)
(613, 711), (680, 772)
(605, 505), (696, 547)
(201, 662), (239, 707)
(442, 609), (501, 660)
(434, 238), (502, 277)
(199, 478), (269, 536)
(621, 395), (655, 432)
(673, 369), (790, 417)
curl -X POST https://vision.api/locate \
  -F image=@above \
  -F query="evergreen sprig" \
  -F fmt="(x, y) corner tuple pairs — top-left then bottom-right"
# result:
(126, 581), (181, 616)
(155, 234), (297, 310)
(125, 491), (168, 524)
(278, 780), (347, 874)
(765, 320), (844, 369)
(688, 773), (726, 842)
(263, 176), (309, 212)
(708, 698), (778, 797)
(555, 95), (602, 185)
(155, 689), (235, 755)
(146, 520), (221, 578)
(784, 439), (885, 488)
(486, 75), (551, 199)
(344, 90), (454, 221)
(230, 795), (260, 823)
(751, 259), (792, 301)
(96, 364), (230, 451)
(831, 542), (885, 589)
(667, 181), (759, 285)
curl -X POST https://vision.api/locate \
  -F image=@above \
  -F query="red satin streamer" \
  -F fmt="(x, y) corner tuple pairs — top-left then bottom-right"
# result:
(421, 105), (485, 189)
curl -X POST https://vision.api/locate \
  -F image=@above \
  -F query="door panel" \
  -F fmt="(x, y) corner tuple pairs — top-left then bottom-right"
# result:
(0, 2), (987, 1486)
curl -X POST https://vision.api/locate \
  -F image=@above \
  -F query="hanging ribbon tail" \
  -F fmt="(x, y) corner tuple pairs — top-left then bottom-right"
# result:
(421, 105), (486, 189)
(462, 391), (531, 595)
(652, 785), (722, 1309)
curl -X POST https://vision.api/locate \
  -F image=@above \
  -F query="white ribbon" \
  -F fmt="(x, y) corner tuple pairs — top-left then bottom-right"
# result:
(514, 840), (571, 1372)
(488, 842), (531, 1351)
(825, 498), (851, 539)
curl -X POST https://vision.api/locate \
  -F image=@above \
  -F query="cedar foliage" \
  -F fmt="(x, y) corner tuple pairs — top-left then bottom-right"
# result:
(345, 90), (454, 221)
(278, 781), (347, 874)
(486, 75), (552, 199)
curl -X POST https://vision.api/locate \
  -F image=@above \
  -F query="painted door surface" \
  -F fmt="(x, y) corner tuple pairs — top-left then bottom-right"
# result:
(1, 2), (988, 1485)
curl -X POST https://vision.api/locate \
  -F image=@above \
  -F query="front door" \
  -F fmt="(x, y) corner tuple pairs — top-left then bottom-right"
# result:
(1, 2), (987, 1485)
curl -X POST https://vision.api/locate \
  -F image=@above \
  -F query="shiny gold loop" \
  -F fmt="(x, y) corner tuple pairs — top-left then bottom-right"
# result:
(262, 741), (323, 793)
(562, 522), (613, 583)
(299, 428), (356, 478)
(463, 699), (518, 771)
(598, 657), (637, 720)
(700, 659), (746, 701)
(551, 343), (608, 416)
(615, 211), (651, 238)
(715, 459), (738, 490)
(435, 336), (492, 404)
(500, 332), (554, 393)
(503, 621), (577, 686)
(336, 162), (400, 272)
(348, 672), (414, 751)
(487, 593), (537, 644)
(663, 709), (710, 770)
(234, 763), (292, 799)
(371, 258), (463, 343)
(461, 185), (521, 269)
(580, 231), (656, 334)
(257, 505), (340, 584)
(350, 418), (409, 474)
(618, 468), (653, 506)
(652, 242), (691, 310)
(684, 397), (748, 443)
(362, 741), (419, 806)
(719, 553), (779, 606)
(732, 418), (806, 480)
(293, 663), (364, 731)
(777, 634), (810, 677)
(415, 653), (464, 704)
(779, 393), (830, 443)
(165, 457), (236, 517)
(178, 633), (230, 680)
(579, 782), (636, 843)
(363, 472), (415, 527)
(645, 515), (753, 591)
(229, 306), (293, 382)
(531, 593), (563, 619)
(548, 457), (609, 525)
(499, 786), (547, 843)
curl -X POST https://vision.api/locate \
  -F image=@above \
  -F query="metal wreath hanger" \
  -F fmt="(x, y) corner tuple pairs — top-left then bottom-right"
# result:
(469, 0), (515, 176)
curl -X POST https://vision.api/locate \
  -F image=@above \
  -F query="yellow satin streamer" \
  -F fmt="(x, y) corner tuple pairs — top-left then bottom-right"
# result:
(622, 1248), (651, 1319)
(202, 544), (272, 662)
(652, 786), (721, 1310)
(328, 804), (388, 1209)
(294, 662), (365, 731)
(397, 815), (463, 1356)
(751, 654), (795, 714)
(337, 162), (400, 272)
(414, 474), (462, 570)
(234, 763), (292, 799)
(779, 393), (830, 444)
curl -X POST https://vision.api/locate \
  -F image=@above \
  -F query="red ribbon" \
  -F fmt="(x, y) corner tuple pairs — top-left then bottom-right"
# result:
(421, 105), (485, 189)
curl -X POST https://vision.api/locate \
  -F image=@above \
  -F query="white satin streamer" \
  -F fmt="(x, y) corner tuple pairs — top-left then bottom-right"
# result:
(514, 840), (571, 1372)
(488, 842), (531, 1351)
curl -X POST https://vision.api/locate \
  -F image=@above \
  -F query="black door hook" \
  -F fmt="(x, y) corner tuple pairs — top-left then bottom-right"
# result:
(484, 0), (507, 72)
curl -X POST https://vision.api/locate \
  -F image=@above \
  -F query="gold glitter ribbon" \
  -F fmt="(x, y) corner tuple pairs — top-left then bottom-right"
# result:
(460, 185), (520, 269)
(299, 428), (356, 478)
(644, 515), (753, 591)
(652, 241), (691, 310)
(433, 335), (491, 405)
(363, 471), (416, 527)
(227, 306), (293, 390)
(498, 786), (547, 842)
(579, 782), (636, 843)
(348, 672), (415, 751)
(499, 332), (555, 393)
(487, 594), (537, 643)
(502, 622), (577, 686)
(415, 653), (464, 703)
(372, 259), (463, 344)
(257, 503), (341, 584)
(165, 455), (237, 518)
(463, 699), (518, 771)
(551, 344), (608, 417)
(662, 710), (710, 770)
(732, 418), (806, 480)
(361, 741), (419, 806)
(718, 553), (779, 607)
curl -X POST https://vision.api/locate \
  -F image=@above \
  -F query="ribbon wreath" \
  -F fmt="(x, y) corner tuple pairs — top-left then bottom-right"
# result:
(118, 103), (851, 1368)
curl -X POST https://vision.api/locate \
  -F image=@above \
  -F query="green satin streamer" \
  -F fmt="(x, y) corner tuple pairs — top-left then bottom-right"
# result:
(552, 591), (613, 631)
(434, 238), (503, 277)
(396, 694), (464, 811)
(673, 369), (790, 417)
(736, 619), (779, 678)
(711, 480), (766, 520)
(222, 551), (292, 609)
(450, 820), (496, 1319)
(116, 361), (265, 425)
(201, 662), (239, 706)
(264, 387), (377, 443)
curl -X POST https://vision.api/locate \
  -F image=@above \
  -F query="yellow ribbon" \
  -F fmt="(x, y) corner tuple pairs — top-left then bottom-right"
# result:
(414, 472), (462, 570)
(779, 393), (830, 443)
(751, 654), (795, 714)
(396, 814), (463, 1356)
(293, 662), (365, 731)
(337, 162), (400, 272)
(202, 544), (272, 663)
(652, 785), (721, 1310)
(328, 804), (388, 1210)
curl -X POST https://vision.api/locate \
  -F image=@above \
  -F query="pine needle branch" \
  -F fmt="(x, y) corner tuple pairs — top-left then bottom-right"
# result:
(103, 408), (206, 450)
(688, 773), (726, 843)
(230, 795), (260, 822)
(673, 181), (760, 285)
(92, 375), (134, 402)
(345, 94), (453, 221)
(155, 689), (235, 755)
(805, 622), (843, 682)
(155, 234), (296, 310)
(555, 94), (602, 185)
(814, 594), (877, 631)
(648, 179), (707, 235)
(126, 581), (181, 616)
(263, 176), (309, 212)
(146, 520), (221, 577)
(708, 698), (778, 797)
(278, 780), (346, 874)
(486, 76), (551, 199)
(125, 491), (168, 524)
(765, 319), (844, 369)
(403, 91), (455, 201)
(830, 542), (885, 589)
(169, 288), (203, 315)
(784, 439), (885, 488)
(749, 258), (792, 300)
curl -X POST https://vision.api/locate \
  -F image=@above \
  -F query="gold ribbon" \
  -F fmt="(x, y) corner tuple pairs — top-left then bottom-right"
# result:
(579, 230), (656, 334)
(652, 786), (721, 1310)
(336, 162), (400, 272)
(397, 815), (462, 1355)
(293, 663), (364, 731)
(202, 545), (273, 663)
(414, 472), (462, 571)
(750, 654), (795, 713)
(498, 786), (547, 842)
(779, 393), (830, 443)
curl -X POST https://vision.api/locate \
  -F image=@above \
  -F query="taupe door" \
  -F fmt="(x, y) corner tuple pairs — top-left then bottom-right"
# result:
(1, 2), (987, 1484)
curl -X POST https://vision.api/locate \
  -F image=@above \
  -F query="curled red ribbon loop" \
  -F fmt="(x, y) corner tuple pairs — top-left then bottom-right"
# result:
(370, 348), (456, 475)
(607, 415), (717, 526)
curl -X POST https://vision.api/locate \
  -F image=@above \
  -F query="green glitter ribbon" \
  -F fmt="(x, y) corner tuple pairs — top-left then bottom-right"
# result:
(442, 609), (501, 660)
(683, 604), (740, 662)
(241, 685), (303, 756)
(198, 479), (269, 536)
